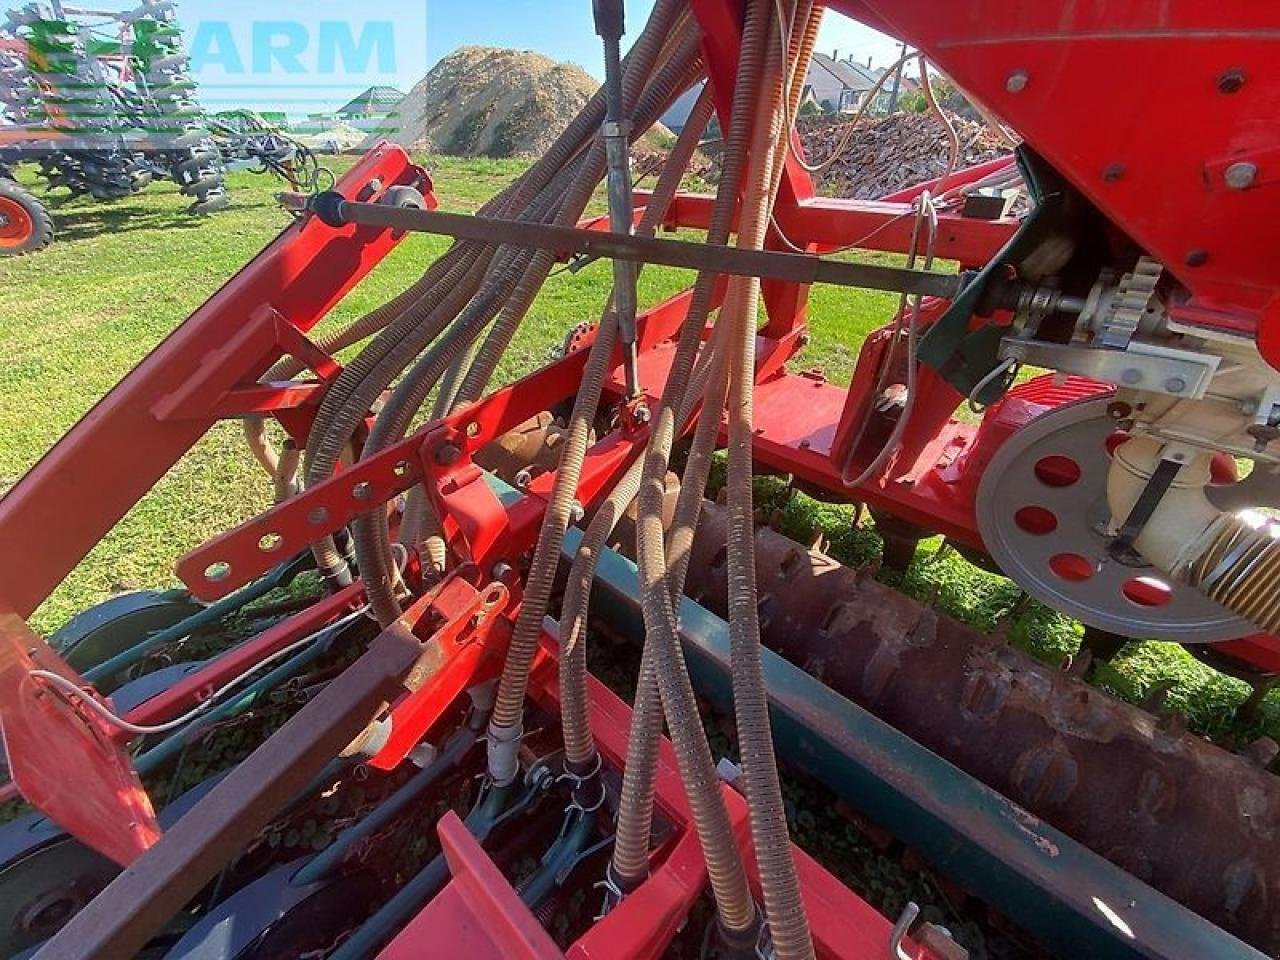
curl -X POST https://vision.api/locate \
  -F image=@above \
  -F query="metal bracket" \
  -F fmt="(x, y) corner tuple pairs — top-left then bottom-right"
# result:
(1000, 336), (1220, 399)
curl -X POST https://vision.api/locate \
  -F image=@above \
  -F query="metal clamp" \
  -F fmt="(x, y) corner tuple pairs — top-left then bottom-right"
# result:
(891, 901), (968, 960)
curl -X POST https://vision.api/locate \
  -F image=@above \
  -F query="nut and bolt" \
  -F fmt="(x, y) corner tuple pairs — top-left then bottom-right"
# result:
(1248, 424), (1280, 452)
(633, 404), (651, 425)
(1224, 161), (1258, 191)
(1005, 70), (1030, 93)
(434, 442), (462, 467)
(1121, 368), (1144, 385)
(569, 500), (586, 524)
(514, 468), (533, 490)
(1107, 401), (1134, 420)
(1164, 376), (1188, 394)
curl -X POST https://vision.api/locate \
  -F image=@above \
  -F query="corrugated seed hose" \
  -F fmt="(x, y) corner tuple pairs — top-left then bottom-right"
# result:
(719, 12), (814, 956)
(352, 21), (704, 628)
(612, 0), (819, 923)
(610, 0), (771, 901)
(484, 10), (701, 743)
(559, 86), (719, 771)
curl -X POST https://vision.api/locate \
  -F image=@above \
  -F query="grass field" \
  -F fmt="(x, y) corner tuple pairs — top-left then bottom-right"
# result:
(0, 154), (1274, 745)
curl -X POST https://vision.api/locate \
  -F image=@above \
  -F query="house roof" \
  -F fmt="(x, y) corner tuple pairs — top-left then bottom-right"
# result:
(336, 86), (406, 117)
(809, 53), (875, 92)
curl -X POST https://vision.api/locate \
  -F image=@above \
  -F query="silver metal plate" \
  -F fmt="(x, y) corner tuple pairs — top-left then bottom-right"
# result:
(976, 397), (1255, 643)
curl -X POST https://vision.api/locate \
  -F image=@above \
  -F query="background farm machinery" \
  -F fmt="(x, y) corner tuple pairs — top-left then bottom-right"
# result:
(0, 1), (330, 255)
(1, 1), (1279, 959)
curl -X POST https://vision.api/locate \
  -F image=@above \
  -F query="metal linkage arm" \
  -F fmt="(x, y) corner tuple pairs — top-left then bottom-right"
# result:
(301, 191), (967, 301)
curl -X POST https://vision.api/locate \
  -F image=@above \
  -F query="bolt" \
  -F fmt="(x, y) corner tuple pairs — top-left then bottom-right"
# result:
(1164, 376), (1187, 394)
(1005, 70), (1030, 93)
(1224, 161), (1258, 190)
(569, 500), (585, 524)
(514, 468), (533, 489)
(491, 561), (514, 583)
(1184, 248), (1209, 267)
(351, 481), (372, 501)
(1107, 401), (1133, 420)
(1121, 368), (1144, 385)
(1217, 68), (1246, 94)
(1248, 424), (1280, 451)
(798, 332), (812, 347)
(434, 442), (461, 467)
(633, 404), (651, 425)
(1101, 163), (1125, 183)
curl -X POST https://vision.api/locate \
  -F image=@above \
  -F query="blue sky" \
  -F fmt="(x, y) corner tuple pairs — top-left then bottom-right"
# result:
(173, 1), (901, 116)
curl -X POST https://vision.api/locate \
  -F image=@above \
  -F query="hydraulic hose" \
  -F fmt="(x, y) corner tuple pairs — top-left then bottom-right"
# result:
(353, 162), (602, 626)
(609, 0), (770, 909)
(303, 244), (495, 581)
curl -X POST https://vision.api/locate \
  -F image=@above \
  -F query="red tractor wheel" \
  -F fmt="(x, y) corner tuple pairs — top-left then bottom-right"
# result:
(0, 178), (54, 256)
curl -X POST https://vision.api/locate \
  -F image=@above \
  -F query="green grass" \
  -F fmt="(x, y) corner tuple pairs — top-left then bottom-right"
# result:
(0, 154), (1274, 744)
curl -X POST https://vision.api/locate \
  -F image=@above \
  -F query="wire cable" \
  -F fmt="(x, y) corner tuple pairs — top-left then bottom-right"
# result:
(29, 605), (370, 736)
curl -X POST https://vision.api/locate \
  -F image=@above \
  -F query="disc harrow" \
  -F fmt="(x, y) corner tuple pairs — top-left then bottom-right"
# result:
(3, 2), (1280, 960)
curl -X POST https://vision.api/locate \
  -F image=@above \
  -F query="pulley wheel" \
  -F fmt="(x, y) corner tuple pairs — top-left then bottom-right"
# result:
(976, 397), (1254, 643)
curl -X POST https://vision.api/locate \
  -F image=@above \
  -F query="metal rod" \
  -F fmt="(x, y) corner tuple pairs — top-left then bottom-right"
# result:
(595, 0), (642, 397)
(290, 713), (483, 887)
(84, 554), (309, 685)
(305, 194), (966, 301)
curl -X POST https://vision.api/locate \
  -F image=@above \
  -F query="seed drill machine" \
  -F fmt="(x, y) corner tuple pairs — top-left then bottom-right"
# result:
(0, 2), (1278, 959)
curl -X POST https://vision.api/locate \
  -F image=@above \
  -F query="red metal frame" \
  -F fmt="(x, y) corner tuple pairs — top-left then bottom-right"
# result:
(0, 615), (160, 865)
(1, 2), (1279, 947)
(0, 145), (433, 620)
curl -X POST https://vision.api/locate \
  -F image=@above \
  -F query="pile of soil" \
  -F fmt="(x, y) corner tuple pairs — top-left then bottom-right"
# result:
(364, 46), (670, 158)
(797, 111), (1013, 199)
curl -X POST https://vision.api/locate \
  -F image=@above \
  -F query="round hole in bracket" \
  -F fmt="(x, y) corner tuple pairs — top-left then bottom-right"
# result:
(1105, 431), (1130, 458)
(1050, 553), (1097, 583)
(1014, 506), (1058, 536)
(465, 421), (481, 438)
(393, 460), (410, 478)
(1123, 576), (1174, 608)
(307, 506), (329, 526)
(352, 481), (372, 501)
(258, 532), (284, 553)
(1035, 455), (1082, 488)
(204, 561), (231, 583)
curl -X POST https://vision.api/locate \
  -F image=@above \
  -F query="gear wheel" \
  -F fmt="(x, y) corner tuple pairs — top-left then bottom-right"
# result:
(1092, 256), (1163, 349)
